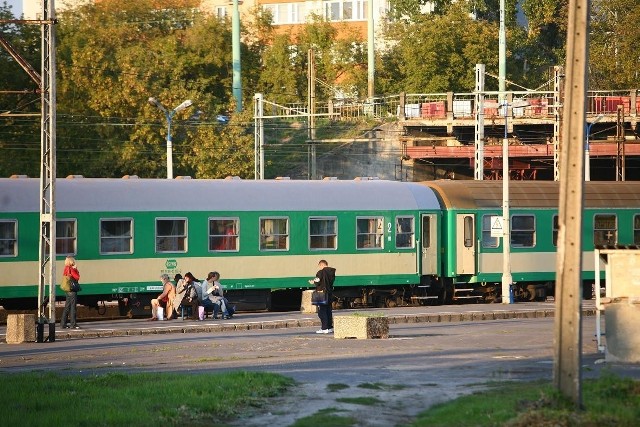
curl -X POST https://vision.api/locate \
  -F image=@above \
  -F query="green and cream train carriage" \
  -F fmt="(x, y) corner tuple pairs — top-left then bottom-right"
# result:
(0, 177), (444, 314)
(424, 180), (640, 302)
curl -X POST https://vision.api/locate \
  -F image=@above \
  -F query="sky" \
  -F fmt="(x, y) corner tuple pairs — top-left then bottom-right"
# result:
(4, 0), (23, 18)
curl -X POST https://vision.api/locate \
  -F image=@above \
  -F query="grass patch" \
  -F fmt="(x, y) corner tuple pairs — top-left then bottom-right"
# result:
(358, 382), (407, 391)
(407, 373), (640, 426)
(327, 383), (351, 392)
(289, 407), (356, 427)
(336, 396), (384, 406)
(0, 371), (294, 427)
(351, 311), (386, 317)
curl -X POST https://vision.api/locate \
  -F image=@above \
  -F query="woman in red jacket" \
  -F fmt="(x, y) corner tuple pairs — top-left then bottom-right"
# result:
(60, 256), (81, 329)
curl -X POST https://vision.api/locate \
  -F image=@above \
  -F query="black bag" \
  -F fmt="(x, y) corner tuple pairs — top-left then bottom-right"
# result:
(311, 290), (328, 305)
(70, 279), (81, 293)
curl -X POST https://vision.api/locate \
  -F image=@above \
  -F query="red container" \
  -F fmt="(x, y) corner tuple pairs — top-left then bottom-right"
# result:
(421, 101), (446, 118)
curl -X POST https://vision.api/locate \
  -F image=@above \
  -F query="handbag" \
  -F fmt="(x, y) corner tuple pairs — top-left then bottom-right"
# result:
(311, 290), (328, 305)
(61, 275), (72, 292)
(70, 278), (81, 293)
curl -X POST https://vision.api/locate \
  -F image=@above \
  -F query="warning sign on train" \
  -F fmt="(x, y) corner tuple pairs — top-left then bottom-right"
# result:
(490, 216), (503, 237)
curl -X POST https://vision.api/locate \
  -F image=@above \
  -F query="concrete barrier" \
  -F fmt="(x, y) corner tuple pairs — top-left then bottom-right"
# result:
(300, 290), (317, 314)
(6, 313), (36, 344)
(604, 298), (640, 363)
(334, 314), (389, 339)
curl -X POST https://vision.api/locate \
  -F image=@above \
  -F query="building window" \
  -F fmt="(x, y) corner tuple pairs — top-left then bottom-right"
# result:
(100, 219), (133, 254)
(262, 3), (306, 24)
(310, 217), (337, 250)
(323, 0), (367, 21)
(209, 218), (239, 252)
(511, 215), (535, 247)
(156, 218), (186, 253)
(216, 6), (227, 19)
(395, 216), (414, 249)
(482, 215), (498, 248)
(56, 219), (77, 256)
(357, 216), (383, 249)
(260, 217), (288, 250)
(594, 214), (617, 247)
(0, 220), (17, 257)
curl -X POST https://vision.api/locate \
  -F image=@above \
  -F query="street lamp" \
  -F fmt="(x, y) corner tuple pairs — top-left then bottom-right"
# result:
(585, 114), (604, 181)
(500, 99), (529, 304)
(148, 97), (193, 179)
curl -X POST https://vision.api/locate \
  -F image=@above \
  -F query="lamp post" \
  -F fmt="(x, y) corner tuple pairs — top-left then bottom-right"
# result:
(585, 114), (604, 181)
(149, 97), (193, 179)
(501, 99), (529, 304)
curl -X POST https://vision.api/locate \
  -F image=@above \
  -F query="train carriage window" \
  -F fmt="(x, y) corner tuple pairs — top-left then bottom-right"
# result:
(395, 216), (414, 249)
(481, 215), (498, 248)
(0, 220), (17, 257)
(357, 216), (384, 249)
(511, 215), (535, 248)
(309, 217), (337, 250)
(594, 214), (617, 247)
(100, 219), (133, 254)
(209, 218), (239, 252)
(260, 217), (289, 251)
(553, 215), (559, 247)
(634, 215), (640, 245)
(56, 219), (77, 256)
(155, 218), (186, 253)
(463, 215), (474, 247)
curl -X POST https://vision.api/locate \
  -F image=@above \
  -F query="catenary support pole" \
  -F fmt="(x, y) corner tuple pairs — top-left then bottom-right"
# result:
(232, 0), (242, 112)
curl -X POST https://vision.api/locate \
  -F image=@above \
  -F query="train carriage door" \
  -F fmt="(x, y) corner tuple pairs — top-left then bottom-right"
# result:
(456, 214), (476, 274)
(421, 214), (437, 275)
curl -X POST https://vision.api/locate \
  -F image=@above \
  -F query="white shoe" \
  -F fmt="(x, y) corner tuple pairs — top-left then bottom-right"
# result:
(327, 328), (334, 333)
(316, 329), (329, 334)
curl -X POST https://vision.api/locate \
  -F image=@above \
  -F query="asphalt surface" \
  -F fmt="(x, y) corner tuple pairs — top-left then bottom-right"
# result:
(2, 301), (639, 427)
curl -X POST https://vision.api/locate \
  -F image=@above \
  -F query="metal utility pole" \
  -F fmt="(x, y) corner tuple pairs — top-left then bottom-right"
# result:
(498, 0), (506, 103)
(253, 93), (264, 180)
(367, 0), (374, 99)
(37, 0), (57, 342)
(308, 48), (316, 180)
(553, 66), (564, 181)
(474, 64), (485, 180)
(554, 0), (590, 408)
(232, 0), (242, 112)
(616, 105), (625, 181)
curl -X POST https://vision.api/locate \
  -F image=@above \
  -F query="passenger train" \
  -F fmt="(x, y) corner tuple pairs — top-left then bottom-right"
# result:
(1, 176), (639, 316)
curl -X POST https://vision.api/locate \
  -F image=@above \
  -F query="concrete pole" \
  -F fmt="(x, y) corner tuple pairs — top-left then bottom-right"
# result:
(232, 0), (242, 112)
(502, 103), (512, 304)
(367, 0), (374, 99)
(499, 0), (506, 102)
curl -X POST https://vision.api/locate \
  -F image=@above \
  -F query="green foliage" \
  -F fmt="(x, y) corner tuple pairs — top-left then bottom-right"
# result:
(0, 371), (294, 427)
(327, 383), (351, 392)
(289, 408), (357, 427)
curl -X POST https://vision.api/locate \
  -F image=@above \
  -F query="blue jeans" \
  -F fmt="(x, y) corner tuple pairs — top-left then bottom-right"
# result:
(201, 299), (226, 317)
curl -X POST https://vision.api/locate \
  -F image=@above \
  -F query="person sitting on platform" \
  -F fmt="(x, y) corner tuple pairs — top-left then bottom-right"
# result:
(202, 271), (234, 319)
(176, 272), (200, 319)
(150, 274), (175, 320)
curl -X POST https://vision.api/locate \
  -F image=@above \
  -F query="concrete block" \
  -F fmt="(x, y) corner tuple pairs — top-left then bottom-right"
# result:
(6, 314), (36, 343)
(334, 315), (389, 339)
(604, 300), (640, 363)
(300, 290), (317, 314)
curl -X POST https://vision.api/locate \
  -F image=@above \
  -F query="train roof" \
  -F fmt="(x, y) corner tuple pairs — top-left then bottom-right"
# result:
(422, 180), (640, 209)
(0, 178), (441, 213)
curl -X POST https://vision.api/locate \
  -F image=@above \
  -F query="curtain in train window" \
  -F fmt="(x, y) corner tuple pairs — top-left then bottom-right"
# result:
(594, 214), (617, 247)
(209, 218), (239, 251)
(309, 217), (337, 250)
(155, 218), (186, 253)
(260, 217), (289, 250)
(56, 219), (77, 255)
(511, 215), (535, 247)
(0, 220), (17, 257)
(357, 216), (383, 249)
(481, 215), (498, 248)
(395, 216), (414, 249)
(101, 219), (133, 254)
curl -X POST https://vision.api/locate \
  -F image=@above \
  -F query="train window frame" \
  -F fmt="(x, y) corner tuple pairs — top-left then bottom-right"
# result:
(356, 216), (384, 250)
(155, 217), (187, 253)
(56, 219), (77, 256)
(208, 217), (239, 252)
(259, 217), (289, 251)
(511, 214), (535, 248)
(593, 213), (617, 247)
(309, 216), (338, 251)
(553, 215), (559, 247)
(395, 216), (415, 249)
(0, 219), (17, 257)
(481, 215), (499, 248)
(634, 215), (640, 245)
(100, 218), (134, 255)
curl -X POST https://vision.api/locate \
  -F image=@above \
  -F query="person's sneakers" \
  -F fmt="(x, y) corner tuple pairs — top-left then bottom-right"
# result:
(71, 325), (81, 329)
(315, 329), (330, 334)
(327, 328), (334, 333)
(62, 325), (69, 329)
